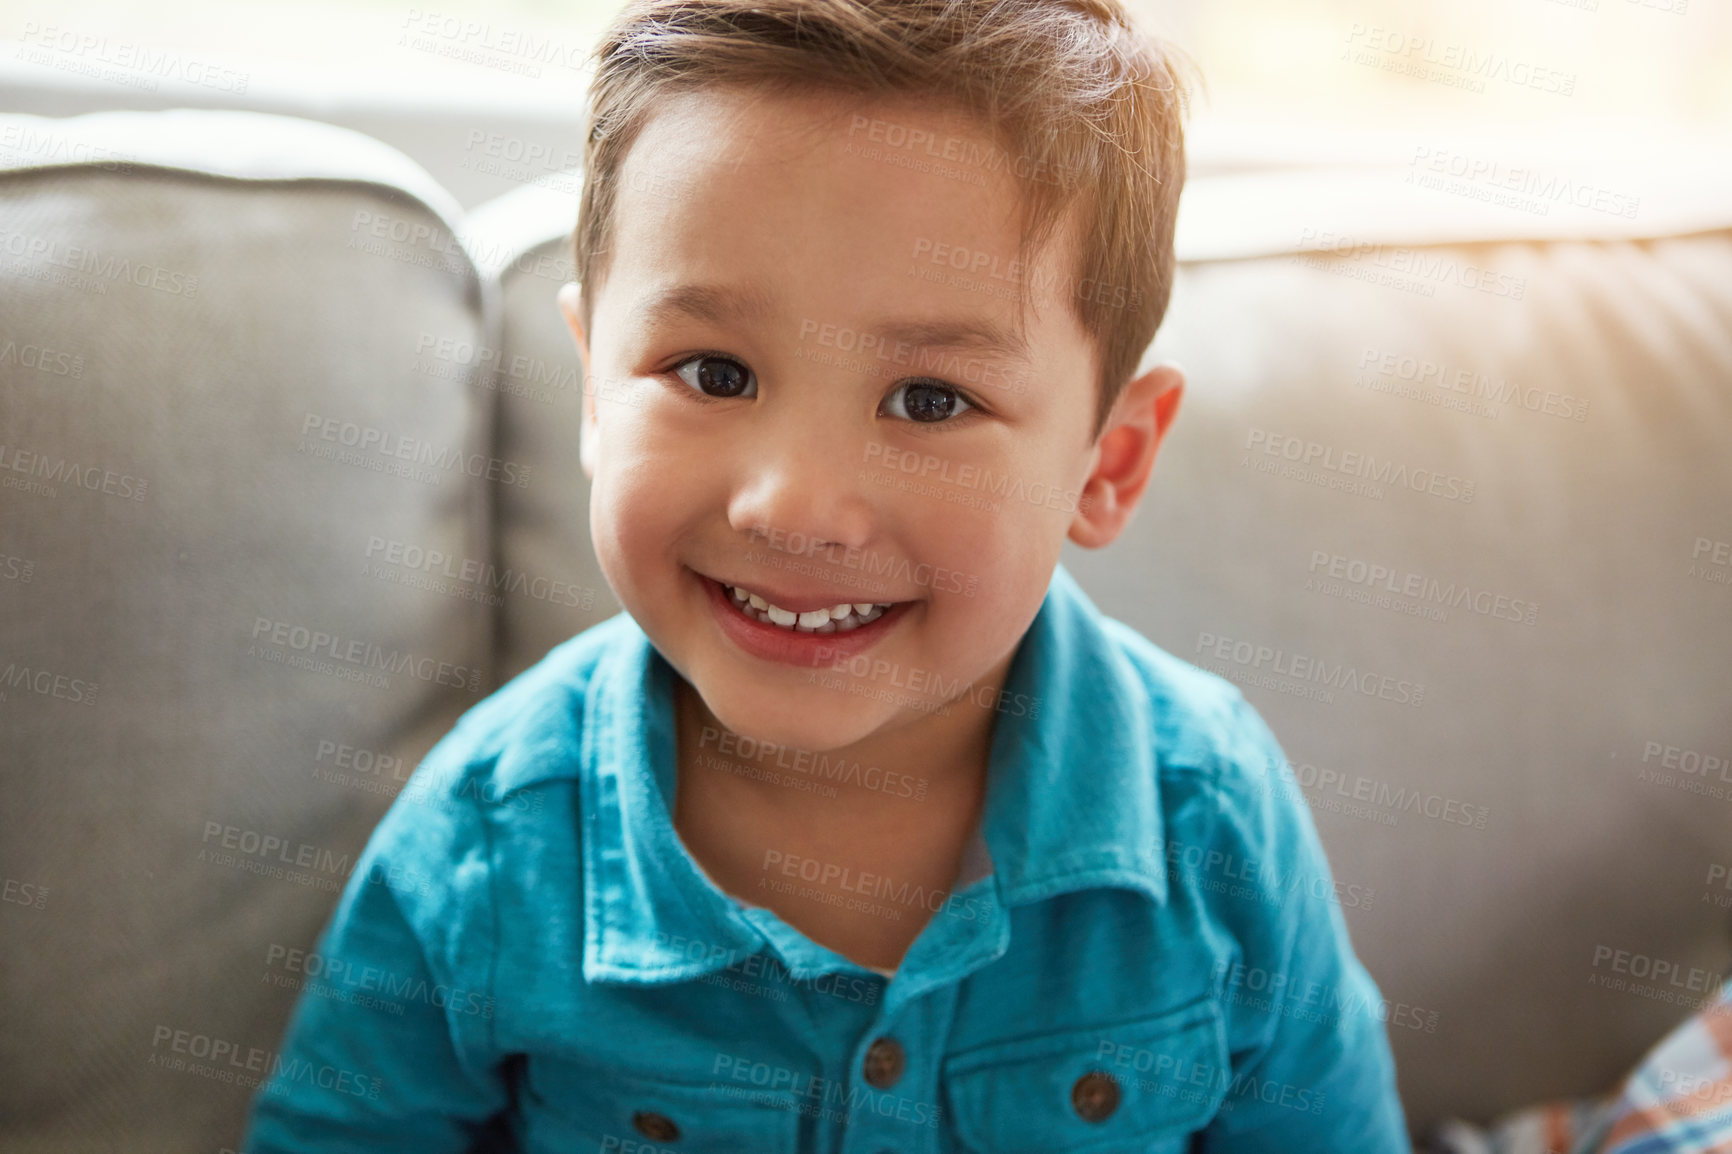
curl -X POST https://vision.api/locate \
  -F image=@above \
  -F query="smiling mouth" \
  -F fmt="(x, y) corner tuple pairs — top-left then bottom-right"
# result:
(718, 581), (897, 633)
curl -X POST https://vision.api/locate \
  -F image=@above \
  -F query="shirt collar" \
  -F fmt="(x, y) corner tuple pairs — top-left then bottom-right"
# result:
(579, 560), (1168, 987)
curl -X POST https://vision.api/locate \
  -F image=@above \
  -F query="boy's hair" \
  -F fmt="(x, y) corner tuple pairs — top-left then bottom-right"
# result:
(575, 0), (1193, 443)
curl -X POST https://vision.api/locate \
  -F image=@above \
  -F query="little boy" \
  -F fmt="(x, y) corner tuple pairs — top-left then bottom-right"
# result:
(245, 0), (1410, 1150)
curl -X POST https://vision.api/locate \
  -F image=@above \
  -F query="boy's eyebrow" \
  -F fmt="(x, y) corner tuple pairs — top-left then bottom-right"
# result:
(640, 282), (1033, 363)
(642, 282), (777, 331)
(876, 317), (1032, 364)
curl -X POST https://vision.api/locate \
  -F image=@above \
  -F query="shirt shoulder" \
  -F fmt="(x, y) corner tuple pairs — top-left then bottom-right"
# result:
(1089, 617), (1358, 985)
(351, 612), (630, 898)
(350, 616), (633, 943)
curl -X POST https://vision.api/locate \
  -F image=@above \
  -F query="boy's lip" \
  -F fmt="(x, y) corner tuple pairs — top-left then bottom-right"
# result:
(691, 569), (914, 667)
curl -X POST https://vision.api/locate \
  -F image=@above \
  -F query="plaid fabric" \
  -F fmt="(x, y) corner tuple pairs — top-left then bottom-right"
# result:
(1431, 980), (1732, 1154)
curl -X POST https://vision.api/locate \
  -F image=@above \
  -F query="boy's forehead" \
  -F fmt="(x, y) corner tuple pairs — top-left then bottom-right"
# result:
(627, 83), (995, 178)
(616, 85), (1015, 239)
(604, 84), (1088, 367)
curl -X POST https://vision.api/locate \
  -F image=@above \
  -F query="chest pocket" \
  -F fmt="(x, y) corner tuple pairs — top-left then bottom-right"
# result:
(941, 994), (1228, 1154)
(520, 1056), (804, 1154)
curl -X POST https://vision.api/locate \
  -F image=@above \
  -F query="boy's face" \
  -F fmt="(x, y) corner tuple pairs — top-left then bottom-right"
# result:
(563, 83), (1180, 757)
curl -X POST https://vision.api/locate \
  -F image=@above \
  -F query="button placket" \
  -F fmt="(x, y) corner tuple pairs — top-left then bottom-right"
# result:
(839, 985), (960, 1154)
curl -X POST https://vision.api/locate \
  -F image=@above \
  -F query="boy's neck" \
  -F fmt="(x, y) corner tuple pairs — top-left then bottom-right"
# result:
(669, 652), (1014, 970)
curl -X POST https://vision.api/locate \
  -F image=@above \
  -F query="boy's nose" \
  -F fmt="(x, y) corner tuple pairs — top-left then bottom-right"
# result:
(725, 424), (874, 554)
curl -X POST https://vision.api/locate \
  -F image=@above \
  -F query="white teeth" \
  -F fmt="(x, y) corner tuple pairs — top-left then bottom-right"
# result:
(722, 583), (896, 633)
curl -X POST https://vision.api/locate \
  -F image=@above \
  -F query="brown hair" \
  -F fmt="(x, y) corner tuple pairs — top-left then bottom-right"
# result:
(575, 0), (1193, 442)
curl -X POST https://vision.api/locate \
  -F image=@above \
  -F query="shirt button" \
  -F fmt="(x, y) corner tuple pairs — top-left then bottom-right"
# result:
(632, 1109), (681, 1142)
(1070, 1070), (1121, 1122)
(862, 1035), (906, 1089)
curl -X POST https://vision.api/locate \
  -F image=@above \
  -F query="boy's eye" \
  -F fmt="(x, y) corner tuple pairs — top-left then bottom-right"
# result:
(674, 355), (756, 399)
(670, 358), (972, 423)
(883, 381), (973, 424)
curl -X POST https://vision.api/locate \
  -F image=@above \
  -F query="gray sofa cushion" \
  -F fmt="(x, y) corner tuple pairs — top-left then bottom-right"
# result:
(467, 181), (621, 680)
(1091, 228), (1732, 1127)
(0, 111), (494, 1153)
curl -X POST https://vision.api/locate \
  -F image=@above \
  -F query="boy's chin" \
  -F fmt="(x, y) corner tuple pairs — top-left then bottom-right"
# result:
(701, 689), (898, 756)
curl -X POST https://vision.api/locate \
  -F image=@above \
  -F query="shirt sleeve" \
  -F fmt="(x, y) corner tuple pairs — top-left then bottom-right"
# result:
(242, 766), (510, 1152)
(1195, 695), (1413, 1154)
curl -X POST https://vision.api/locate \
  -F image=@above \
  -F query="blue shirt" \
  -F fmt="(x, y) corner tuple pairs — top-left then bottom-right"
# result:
(243, 562), (1410, 1153)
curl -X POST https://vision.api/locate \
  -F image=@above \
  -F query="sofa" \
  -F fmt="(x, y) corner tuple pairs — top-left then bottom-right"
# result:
(2, 107), (1728, 1152)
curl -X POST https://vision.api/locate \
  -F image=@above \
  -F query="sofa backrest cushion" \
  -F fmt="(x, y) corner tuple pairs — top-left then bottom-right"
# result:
(0, 110), (494, 1153)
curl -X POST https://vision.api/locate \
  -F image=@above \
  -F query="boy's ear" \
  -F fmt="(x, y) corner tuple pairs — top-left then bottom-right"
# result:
(557, 282), (598, 483)
(1068, 363), (1184, 549)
